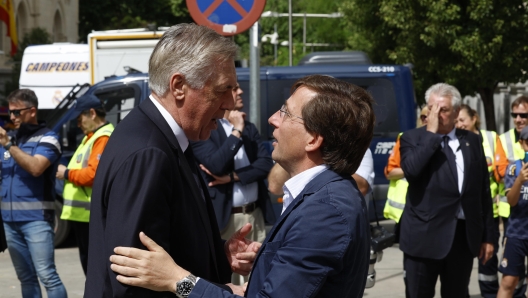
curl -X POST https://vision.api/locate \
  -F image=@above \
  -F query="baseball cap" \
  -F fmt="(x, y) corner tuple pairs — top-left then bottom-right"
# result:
(520, 126), (528, 140)
(68, 94), (104, 120)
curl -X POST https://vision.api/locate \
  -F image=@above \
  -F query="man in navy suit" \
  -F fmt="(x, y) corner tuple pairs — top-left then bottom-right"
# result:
(399, 83), (496, 298)
(85, 24), (261, 297)
(109, 75), (374, 297)
(191, 83), (275, 285)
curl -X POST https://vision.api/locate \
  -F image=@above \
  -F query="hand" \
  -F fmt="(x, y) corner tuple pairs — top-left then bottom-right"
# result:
(479, 242), (494, 265)
(56, 164), (67, 180)
(227, 283), (247, 296)
(199, 164), (231, 186)
(228, 110), (246, 133)
(110, 232), (190, 293)
(225, 223), (261, 276)
(518, 162), (528, 183)
(0, 127), (9, 146)
(426, 103), (439, 133)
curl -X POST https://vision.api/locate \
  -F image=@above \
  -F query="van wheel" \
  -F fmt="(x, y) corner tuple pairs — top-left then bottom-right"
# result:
(54, 200), (70, 247)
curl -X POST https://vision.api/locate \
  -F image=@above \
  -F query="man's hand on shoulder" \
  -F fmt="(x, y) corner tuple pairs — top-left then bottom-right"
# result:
(224, 223), (261, 276)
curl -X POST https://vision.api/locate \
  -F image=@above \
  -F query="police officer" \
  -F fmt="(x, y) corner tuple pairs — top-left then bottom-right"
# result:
(0, 89), (66, 298)
(56, 94), (114, 275)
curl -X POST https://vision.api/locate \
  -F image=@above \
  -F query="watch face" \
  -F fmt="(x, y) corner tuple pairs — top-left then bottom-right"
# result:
(177, 280), (194, 296)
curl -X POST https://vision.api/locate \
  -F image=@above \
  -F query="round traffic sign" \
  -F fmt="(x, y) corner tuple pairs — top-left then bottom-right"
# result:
(186, 0), (266, 36)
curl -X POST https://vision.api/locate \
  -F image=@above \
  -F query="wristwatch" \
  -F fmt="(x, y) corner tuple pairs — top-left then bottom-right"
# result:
(175, 274), (197, 298)
(232, 127), (243, 135)
(4, 141), (12, 150)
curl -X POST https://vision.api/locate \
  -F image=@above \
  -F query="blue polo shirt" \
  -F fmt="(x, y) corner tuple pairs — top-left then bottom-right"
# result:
(504, 161), (528, 240)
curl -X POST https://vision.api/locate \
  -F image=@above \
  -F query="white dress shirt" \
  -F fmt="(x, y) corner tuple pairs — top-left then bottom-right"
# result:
(219, 118), (258, 207)
(149, 95), (188, 152)
(281, 164), (329, 214)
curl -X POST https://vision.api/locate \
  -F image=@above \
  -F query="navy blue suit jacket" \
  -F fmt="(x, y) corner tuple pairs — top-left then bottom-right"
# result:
(189, 169), (370, 298)
(85, 99), (231, 297)
(399, 127), (495, 259)
(191, 120), (275, 231)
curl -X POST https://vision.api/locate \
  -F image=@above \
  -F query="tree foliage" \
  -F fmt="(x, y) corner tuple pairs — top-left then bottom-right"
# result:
(4, 28), (51, 97)
(255, 0), (347, 66)
(341, 0), (528, 130)
(78, 0), (192, 42)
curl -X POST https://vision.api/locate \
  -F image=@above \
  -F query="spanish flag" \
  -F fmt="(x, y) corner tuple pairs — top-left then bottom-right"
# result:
(0, 0), (17, 55)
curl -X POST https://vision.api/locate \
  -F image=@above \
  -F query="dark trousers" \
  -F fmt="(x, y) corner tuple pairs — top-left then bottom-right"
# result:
(71, 221), (89, 275)
(477, 217), (500, 298)
(500, 217), (527, 297)
(404, 220), (473, 298)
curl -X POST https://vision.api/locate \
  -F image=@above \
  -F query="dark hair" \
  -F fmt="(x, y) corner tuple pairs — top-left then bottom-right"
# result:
(7, 89), (38, 108)
(292, 75), (375, 175)
(459, 104), (480, 130)
(512, 95), (528, 109)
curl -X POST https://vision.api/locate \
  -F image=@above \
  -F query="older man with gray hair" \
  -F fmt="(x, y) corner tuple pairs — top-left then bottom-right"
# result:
(85, 24), (260, 297)
(399, 83), (496, 298)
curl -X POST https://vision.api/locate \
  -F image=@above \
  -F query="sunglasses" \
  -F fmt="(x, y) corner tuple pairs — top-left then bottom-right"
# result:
(9, 107), (33, 117)
(511, 112), (528, 119)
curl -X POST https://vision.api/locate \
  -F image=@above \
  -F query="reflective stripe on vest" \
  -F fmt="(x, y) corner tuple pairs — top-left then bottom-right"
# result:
(481, 130), (499, 217)
(1, 201), (55, 210)
(478, 273), (498, 282)
(383, 178), (408, 223)
(61, 123), (114, 222)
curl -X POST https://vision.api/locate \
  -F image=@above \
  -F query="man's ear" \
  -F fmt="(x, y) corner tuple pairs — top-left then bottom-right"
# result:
(169, 73), (185, 101)
(306, 132), (323, 153)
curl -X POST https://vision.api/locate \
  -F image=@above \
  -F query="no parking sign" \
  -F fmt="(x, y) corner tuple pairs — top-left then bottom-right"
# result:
(186, 0), (266, 36)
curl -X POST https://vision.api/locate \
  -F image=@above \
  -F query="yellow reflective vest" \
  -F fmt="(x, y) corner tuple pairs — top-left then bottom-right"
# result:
(61, 123), (114, 222)
(498, 129), (524, 218)
(480, 130), (499, 218)
(383, 133), (406, 223)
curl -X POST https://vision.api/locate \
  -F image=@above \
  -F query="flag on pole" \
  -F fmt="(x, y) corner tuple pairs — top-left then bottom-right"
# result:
(0, 0), (17, 55)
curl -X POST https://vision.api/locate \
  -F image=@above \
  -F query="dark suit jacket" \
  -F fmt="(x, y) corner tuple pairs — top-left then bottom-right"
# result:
(84, 99), (231, 297)
(399, 127), (495, 259)
(191, 120), (275, 231)
(189, 169), (370, 298)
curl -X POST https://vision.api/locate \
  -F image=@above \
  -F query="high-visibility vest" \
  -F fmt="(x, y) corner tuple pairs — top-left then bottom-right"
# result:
(383, 178), (408, 223)
(480, 130), (498, 218)
(61, 123), (114, 222)
(498, 129), (524, 217)
(383, 133), (407, 223)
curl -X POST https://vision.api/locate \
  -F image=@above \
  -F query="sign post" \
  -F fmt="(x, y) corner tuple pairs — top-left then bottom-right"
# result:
(186, 0), (265, 126)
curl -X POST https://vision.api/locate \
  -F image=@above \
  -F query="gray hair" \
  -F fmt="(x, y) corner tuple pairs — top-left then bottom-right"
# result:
(424, 83), (462, 110)
(148, 23), (238, 96)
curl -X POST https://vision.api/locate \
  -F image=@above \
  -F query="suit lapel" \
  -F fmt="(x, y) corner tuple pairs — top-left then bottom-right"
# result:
(138, 99), (220, 275)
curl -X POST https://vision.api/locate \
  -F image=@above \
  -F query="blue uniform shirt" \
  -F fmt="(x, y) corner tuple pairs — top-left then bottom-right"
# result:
(504, 160), (528, 240)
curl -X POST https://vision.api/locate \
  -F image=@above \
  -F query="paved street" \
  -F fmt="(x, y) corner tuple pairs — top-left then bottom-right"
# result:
(0, 231), (487, 298)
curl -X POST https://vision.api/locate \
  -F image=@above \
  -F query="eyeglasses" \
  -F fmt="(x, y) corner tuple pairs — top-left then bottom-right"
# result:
(511, 112), (528, 119)
(420, 115), (427, 121)
(9, 107), (33, 117)
(279, 104), (303, 121)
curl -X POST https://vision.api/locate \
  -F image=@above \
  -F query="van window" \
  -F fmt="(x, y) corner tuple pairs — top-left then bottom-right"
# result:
(95, 86), (139, 126)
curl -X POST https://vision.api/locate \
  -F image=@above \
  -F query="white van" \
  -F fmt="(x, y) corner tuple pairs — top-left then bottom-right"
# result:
(19, 43), (90, 109)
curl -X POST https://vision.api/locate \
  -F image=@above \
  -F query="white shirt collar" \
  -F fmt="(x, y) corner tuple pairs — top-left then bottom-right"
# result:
(281, 164), (329, 214)
(149, 95), (189, 152)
